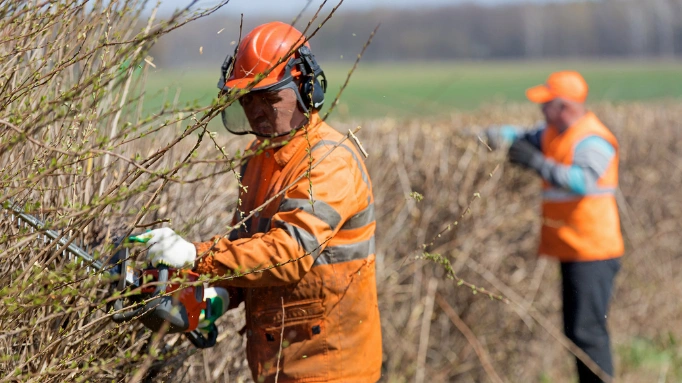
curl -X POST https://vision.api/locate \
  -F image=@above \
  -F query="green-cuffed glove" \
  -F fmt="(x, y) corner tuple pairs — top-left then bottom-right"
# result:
(508, 139), (546, 171)
(199, 287), (230, 330)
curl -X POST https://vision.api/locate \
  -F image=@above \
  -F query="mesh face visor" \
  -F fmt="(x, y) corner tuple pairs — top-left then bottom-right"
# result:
(221, 86), (302, 138)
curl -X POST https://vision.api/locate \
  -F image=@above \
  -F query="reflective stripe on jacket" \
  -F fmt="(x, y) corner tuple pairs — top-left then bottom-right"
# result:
(194, 113), (382, 383)
(539, 112), (624, 262)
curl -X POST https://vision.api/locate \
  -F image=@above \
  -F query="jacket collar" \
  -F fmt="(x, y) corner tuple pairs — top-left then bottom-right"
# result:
(272, 112), (324, 167)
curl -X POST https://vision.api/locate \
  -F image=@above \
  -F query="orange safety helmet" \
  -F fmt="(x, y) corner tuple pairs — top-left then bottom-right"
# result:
(217, 22), (327, 116)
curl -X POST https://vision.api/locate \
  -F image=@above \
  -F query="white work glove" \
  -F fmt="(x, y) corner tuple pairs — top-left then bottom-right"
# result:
(143, 228), (197, 268)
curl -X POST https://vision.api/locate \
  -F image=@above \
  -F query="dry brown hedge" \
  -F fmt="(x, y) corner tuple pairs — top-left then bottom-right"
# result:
(6, 101), (681, 382)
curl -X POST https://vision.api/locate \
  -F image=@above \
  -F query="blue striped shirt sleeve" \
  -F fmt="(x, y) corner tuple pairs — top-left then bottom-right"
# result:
(537, 136), (615, 195)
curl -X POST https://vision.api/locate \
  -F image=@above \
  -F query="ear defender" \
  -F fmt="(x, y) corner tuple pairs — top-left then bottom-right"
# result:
(300, 76), (326, 111)
(296, 45), (327, 112)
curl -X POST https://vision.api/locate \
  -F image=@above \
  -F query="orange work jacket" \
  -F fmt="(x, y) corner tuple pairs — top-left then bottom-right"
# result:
(194, 113), (382, 383)
(538, 112), (624, 262)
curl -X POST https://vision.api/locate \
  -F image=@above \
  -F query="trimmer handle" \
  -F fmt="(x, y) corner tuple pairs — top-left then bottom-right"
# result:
(185, 324), (218, 349)
(107, 235), (218, 348)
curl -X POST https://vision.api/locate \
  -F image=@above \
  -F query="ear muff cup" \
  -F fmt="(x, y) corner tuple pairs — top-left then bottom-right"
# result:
(299, 76), (326, 111)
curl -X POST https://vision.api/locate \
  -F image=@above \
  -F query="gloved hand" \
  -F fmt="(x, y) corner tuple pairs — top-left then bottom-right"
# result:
(508, 139), (546, 171)
(485, 125), (519, 150)
(199, 287), (230, 330)
(136, 228), (197, 268)
(485, 129), (504, 150)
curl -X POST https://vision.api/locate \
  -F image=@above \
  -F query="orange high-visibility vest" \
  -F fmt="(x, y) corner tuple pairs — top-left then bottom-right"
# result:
(538, 112), (624, 262)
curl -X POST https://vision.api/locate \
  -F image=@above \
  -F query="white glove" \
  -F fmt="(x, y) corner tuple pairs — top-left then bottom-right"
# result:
(144, 228), (197, 268)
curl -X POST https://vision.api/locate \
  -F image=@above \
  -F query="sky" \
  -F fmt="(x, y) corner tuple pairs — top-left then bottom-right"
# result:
(152, 0), (574, 16)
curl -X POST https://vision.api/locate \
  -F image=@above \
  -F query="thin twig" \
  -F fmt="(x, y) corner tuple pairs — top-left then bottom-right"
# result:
(436, 294), (505, 383)
(416, 278), (438, 383)
(275, 297), (286, 383)
(323, 24), (380, 121)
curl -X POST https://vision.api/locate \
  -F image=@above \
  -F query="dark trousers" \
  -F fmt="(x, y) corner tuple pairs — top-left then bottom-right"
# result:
(561, 258), (621, 383)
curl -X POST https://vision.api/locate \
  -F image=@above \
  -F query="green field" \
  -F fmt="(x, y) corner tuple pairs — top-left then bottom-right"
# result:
(143, 60), (682, 120)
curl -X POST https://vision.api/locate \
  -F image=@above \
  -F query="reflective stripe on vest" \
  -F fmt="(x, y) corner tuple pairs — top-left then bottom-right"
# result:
(279, 198), (342, 231)
(269, 138), (376, 266)
(274, 197), (376, 265)
(272, 219), (322, 258)
(542, 187), (616, 202)
(314, 236), (376, 266)
(341, 203), (375, 230)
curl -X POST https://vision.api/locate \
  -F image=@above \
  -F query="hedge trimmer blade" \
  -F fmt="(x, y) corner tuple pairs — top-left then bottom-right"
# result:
(3, 200), (104, 271)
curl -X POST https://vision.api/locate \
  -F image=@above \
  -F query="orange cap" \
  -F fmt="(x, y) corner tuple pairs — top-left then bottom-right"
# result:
(526, 71), (588, 104)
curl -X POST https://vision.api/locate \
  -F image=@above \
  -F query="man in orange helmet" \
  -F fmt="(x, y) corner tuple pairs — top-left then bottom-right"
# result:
(142, 22), (382, 382)
(487, 71), (623, 383)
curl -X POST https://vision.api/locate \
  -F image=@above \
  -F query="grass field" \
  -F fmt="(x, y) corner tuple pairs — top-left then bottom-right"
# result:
(142, 60), (682, 120)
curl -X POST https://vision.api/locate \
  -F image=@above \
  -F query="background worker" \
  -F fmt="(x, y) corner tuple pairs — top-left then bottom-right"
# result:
(141, 22), (382, 383)
(487, 71), (623, 383)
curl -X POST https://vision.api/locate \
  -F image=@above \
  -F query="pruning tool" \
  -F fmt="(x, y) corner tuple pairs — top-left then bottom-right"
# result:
(3, 201), (218, 349)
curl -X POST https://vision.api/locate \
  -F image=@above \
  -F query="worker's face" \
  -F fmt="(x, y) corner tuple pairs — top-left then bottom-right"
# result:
(239, 88), (306, 137)
(541, 98), (565, 130)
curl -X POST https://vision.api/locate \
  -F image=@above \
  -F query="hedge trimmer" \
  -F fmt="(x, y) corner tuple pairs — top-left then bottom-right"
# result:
(2, 200), (220, 349)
